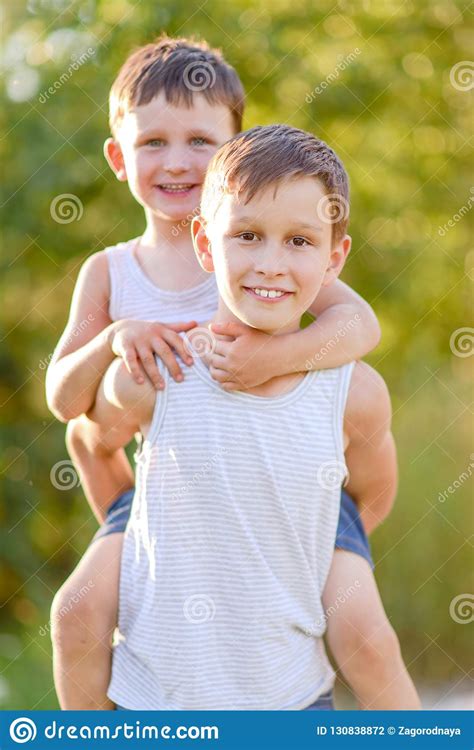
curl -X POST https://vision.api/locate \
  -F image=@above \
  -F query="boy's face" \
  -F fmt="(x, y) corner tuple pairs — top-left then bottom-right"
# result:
(105, 93), (236, 223)
(194, 176), (350, 335)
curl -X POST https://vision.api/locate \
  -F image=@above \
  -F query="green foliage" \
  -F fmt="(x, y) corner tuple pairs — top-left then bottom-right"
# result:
(1, 0), (472, 708)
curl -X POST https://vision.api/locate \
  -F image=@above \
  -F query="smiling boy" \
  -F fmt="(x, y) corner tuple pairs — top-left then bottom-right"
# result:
(46, 37), (388, 711)
(77, 125), (420, 710)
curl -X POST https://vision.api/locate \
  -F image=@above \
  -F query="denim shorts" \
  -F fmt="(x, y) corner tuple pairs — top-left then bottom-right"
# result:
(93, 488), (373, 569)
(115, 690), (334, 711)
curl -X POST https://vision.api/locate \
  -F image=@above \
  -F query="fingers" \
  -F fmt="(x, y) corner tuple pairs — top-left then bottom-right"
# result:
(164, 330), (194, 366)
(166, 320), (198, 333)
(209, 366), (231, 383)
(122, 348), (147, 385)
(136, 346), (165, 389)
(210, 321), (243, 338)
(151, 340), (184, 383)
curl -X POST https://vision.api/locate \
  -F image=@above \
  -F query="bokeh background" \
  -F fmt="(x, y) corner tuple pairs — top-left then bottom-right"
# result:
(1, 0), (472, 710)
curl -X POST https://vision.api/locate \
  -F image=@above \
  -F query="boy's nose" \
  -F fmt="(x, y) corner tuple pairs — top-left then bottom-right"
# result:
(163, 147), (191, 173)
(253, 246), (290, 276)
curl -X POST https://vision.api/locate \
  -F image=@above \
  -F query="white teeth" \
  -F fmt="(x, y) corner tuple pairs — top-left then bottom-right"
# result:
(252, 288), (285, 298)
(160, 184), (193, 190)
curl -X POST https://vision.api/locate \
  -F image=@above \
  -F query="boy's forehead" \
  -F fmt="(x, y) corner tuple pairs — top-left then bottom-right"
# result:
(122, 92), (235, 137)
(217, 176), (327, 223)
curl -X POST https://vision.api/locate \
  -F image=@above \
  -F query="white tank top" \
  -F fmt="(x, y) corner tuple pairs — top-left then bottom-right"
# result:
(105, 238), (219, 323)
(108, 339), (355, 711)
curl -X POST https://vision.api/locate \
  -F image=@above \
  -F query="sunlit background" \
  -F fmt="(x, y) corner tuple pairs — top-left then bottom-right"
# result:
(0, 0), (472, 709)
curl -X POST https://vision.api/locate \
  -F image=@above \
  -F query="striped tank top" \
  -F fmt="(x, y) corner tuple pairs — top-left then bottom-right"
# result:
(108, 342), (355, 710)
(105, 238), (219, 323)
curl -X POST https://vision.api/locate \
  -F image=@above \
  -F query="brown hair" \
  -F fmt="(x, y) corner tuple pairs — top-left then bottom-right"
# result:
(109, 34), (245, 136)
(201, 124), (350, 243)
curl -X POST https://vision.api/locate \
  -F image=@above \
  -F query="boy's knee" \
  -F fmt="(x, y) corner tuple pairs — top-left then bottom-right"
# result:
(50, 578), (101, 650)
(65, 417), (88, 456)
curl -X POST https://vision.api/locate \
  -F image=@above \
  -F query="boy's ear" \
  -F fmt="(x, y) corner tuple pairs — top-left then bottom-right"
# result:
(104, 138), (127, 181)
(191, 216), (214, 273)
(322, 234), (352, 287)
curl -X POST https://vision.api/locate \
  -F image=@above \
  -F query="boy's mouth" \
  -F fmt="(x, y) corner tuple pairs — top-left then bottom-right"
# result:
(242, 286), (294, 302)
(156, 183), (199, 195)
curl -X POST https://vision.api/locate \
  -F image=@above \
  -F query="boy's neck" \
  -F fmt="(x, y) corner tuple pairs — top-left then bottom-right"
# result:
(138, 210), (209, 291)
(199, 306), (305, 398)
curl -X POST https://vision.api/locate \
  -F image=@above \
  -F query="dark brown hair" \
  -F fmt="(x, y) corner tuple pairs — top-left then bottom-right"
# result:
(109, 34), (245, 136)
(201, 124), (350, 243)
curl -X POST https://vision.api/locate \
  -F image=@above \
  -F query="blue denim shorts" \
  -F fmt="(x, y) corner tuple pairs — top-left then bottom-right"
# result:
(94, 488), (373, 569)
(115, 690), (334, 711)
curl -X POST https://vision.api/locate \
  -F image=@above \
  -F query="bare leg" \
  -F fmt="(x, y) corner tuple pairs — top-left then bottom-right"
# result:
(50, 532), (124, 709)
(323, 550), (421, 709)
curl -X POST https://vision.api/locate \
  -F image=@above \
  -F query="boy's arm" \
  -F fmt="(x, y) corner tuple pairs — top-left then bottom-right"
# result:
(343, 361), (398, 535)
(208, 279), (381, 390)
(66, 358), (156, 521)
(46, 252), (118, 422)
(46, 252), (195, 422)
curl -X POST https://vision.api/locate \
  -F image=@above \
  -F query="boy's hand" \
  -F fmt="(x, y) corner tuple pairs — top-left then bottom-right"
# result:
(109, 319), (197, 389)
(208, 322), (279, 390)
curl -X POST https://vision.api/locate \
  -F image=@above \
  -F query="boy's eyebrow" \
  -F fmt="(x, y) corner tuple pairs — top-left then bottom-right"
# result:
(137, 126), (218, 139)
(231, 216), (324, 233)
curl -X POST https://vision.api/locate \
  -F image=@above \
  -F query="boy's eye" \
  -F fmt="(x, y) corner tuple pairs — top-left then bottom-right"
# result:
(191, 136), (209, 146)
(237, 232), (258, 242)
(146, 139), (164, 147)
(290, 236), (311, 247)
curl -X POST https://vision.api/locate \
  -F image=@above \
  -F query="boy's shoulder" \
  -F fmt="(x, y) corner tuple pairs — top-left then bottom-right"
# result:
(344, 360), (392, 443)
(74, 239), (135, 303)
